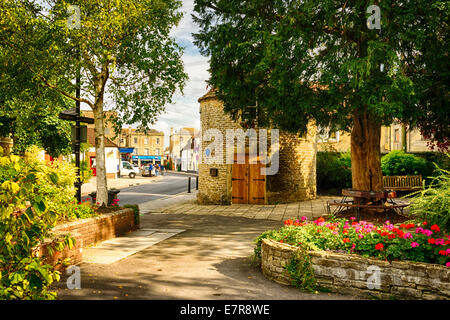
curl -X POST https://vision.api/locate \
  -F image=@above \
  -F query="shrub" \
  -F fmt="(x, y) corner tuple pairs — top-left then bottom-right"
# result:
(408, 158), (450, 232)
(0, 149), (74, 299)
(255, 217), (450, 267)
(381, 150), (429, 177)
(316, 152), (352, 193)
(65, 201), (99, 221)
(124, 204), (140, 226)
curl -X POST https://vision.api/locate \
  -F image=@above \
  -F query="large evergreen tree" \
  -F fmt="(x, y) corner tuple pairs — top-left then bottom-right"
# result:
(193, 0), (449, 193)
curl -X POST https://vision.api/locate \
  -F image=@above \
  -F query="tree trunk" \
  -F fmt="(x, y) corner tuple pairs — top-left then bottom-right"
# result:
(351, 110), (383, 195)
(93, 104), (108, 206)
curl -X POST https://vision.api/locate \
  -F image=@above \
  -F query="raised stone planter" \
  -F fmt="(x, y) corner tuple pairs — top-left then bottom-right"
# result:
(261, 238), (450, 300)
(38, 208), (138, 270)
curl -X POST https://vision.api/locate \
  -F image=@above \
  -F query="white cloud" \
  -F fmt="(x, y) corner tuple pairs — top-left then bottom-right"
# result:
(154, 0), (210, 147)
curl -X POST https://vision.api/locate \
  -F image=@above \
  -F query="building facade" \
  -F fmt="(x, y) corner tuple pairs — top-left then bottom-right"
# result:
(169, 127), (199, 170)
(197, 89), (317, 205)
(318, 123), (433, 154)
(119, 128), (164, 166)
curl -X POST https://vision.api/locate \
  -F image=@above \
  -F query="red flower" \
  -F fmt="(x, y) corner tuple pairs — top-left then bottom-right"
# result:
(284, 219), (293, 226)
(342, 230), (349, 234)
(400, 224), (406, 229)
(428, 238), (436, 244)
(317, 217), (325, 223)
(279, 240), (284, 243)
(439, 250), (446, 256)
(445, 240), (450, 245)
(388, 234), (396, 239)
(406, 224), (415, 229)
(342, 238), (350, 243)
(423, 221), (428, 225)
(375, 243), (384, 251)
(430, 224), (440, 232)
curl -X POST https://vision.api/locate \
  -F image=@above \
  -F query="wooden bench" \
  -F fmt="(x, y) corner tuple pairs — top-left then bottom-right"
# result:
(383, 175), (424, 191)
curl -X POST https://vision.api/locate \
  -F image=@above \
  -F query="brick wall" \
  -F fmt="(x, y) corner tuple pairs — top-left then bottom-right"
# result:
(197, 90), (317, 205)
(261, 239), (450, 300)
(38, 208), (137, 270)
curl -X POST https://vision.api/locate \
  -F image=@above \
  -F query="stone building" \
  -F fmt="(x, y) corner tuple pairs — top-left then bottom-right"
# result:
(119, 128), (164, 166)
(197, 89), (317, 205)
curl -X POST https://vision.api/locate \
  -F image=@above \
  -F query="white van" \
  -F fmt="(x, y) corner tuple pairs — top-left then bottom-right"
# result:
(120, 161), (140, 178)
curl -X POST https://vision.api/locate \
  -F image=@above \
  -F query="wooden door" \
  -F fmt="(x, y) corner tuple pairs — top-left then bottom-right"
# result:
(232, 154), (248, 204)
(249, 161), (265, 204)
(232, 154), (265, 204)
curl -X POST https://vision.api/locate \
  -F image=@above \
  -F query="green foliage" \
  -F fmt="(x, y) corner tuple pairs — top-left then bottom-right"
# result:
(193, 0), (449, 144)
(0, 149), (75, 299)
(0, 0), (188, 132)
(316, 152), (352, 193)
(285, 249), (317, 293)
(65, 201), (98, 221)
(71, 159), (93, 184)
(123, 204), (140, 227)
(381, 151), (429, 176)
(408, 158), (450, 232)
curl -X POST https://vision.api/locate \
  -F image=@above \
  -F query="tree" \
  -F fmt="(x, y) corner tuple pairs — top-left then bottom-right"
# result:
(0, 0), (188, 204)
(192, 0), (449, 194)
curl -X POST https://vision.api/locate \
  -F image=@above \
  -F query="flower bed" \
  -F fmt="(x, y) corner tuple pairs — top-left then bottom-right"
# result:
(256, 217), (450, 267)
(255, 216), (450, 299)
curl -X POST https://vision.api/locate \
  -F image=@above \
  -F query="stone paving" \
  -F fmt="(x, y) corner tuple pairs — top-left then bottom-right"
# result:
(151, 196), (337, 221)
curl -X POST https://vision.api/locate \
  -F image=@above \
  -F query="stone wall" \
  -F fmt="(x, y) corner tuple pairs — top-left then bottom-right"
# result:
(197, 90), (317, 204)
(261, 238), (450, 300)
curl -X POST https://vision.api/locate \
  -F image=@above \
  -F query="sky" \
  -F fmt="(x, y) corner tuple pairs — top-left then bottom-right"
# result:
(152, 0), (209, 148)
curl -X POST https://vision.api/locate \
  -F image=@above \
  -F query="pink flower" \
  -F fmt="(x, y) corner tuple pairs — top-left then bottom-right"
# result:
(358, 234), (364, 239)
(446, 262), (450, 267)
(411, 242), (420, 248)
(423, 230), (433, 237)
(447, 249), (450, 255)
(350, 217), (356, 221)
(403, 232), (413, 239)
(435, 238), (445, 245)
(301, 216), (307, 221)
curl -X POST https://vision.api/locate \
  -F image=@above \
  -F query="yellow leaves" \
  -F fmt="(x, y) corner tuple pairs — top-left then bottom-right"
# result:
(9, 154), (20, 163)
(0, 156), (10, 166)
(2, 180), (20, 194)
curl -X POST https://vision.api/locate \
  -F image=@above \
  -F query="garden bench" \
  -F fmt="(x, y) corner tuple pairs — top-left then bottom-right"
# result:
(382, 175), (424, 191)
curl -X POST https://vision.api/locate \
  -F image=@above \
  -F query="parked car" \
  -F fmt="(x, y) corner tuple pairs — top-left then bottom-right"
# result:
(120, 161), (140, 178)
(142, 166), (152, 177)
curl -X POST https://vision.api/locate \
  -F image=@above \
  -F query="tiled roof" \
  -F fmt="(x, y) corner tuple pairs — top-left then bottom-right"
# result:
(87, 128), (118, 148)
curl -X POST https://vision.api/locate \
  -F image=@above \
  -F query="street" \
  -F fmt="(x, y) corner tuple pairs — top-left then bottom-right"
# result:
(116, 172), (198, 205)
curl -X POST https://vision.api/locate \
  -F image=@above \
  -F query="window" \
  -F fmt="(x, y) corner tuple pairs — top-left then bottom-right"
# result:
(155, 148), (160, 155)
(134, 137), (138, 144)
(394, 129), (400, 143)
(156, 138), (160, 145)
(144, 138), (148, 145)
(134, 148), (139, 155)
(144, 148), (149, 155)
(180, 137), (183, 144)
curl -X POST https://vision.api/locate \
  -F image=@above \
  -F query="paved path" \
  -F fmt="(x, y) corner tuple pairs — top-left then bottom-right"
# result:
(53, 211), (359, 300)
(155, 196), (336, 221)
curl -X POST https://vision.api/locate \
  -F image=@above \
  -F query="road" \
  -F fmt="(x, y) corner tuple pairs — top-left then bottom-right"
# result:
(115, 172), (198, 206)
